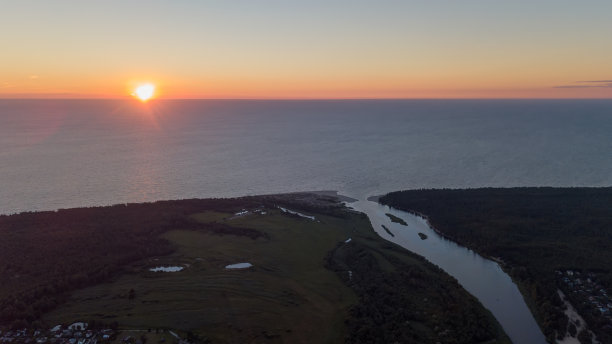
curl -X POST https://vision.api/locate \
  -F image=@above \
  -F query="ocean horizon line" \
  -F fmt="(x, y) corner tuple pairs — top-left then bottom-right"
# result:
(1, 97), (612, 101)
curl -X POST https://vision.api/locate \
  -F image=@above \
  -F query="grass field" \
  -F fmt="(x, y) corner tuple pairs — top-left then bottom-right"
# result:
(43, 208), (360, 343)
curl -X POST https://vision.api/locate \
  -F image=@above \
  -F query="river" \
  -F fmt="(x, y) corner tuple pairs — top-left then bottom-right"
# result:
(350, 198), (548, 344)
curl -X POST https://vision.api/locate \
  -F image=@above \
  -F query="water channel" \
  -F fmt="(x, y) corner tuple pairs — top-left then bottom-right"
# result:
(350, 199), (548, 344)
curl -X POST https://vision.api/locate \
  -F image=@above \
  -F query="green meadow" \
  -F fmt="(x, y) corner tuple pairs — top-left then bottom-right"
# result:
(44, 208), (359, 343)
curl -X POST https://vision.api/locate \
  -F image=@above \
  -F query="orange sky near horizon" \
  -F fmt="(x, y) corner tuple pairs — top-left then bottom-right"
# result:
(2, 77), (610, 99)
(1, 1), (611, 99)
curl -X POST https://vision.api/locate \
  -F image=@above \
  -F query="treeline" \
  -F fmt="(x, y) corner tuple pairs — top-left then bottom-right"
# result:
(326, 215), (509, 344)
(0, 197), (275, 329)
(380, 187), (612, 343)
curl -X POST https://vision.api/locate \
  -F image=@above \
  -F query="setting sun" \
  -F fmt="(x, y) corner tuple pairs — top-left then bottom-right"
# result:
(133, 84), (155, 101)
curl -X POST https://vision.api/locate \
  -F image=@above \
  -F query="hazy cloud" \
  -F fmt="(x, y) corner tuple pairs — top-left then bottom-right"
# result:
(580, 80), (612, 83)
(29, 75), (39, 80)
(555, 80), (612, 88)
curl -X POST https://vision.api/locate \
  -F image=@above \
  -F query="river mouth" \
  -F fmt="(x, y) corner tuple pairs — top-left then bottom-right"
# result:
(349, 198), (547, 344)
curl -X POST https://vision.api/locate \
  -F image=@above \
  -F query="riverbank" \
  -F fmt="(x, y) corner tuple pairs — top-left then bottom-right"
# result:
(379, 187), (612, 344)
(350, 198), (546, 344)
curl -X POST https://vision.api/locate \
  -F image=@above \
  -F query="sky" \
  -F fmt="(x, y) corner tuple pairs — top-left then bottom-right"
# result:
(1, 0), (612, 99)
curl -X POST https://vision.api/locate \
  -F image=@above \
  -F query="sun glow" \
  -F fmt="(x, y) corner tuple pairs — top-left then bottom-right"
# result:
(133, 83), (155, 101)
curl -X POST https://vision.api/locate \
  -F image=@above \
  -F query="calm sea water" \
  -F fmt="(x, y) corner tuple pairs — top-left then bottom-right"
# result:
(2, 99), (611, 214)
(2, 99), (611, 343)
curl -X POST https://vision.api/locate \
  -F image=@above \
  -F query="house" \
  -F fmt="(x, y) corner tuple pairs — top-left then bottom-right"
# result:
(68, 324), (87, 332)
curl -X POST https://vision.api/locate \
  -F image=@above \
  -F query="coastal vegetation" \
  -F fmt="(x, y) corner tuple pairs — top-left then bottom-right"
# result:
(0, 193), (509, 343)
(0, 197), (267, 330)
(380, 187), (612, 343)
(326, 214), (509, 343)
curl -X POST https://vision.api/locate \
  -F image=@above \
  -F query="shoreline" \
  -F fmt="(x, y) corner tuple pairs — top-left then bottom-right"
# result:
(374, 191), (610, 343)
(0, 190), (358, 217)
(369, 196), (555, 343)
(375, 199), (513, 271)
(301, 190), (359, 203)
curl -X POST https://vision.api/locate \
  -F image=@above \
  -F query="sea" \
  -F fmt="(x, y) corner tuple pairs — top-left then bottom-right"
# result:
(2, 99), (611, 343)
(2, 99), (611, 215)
